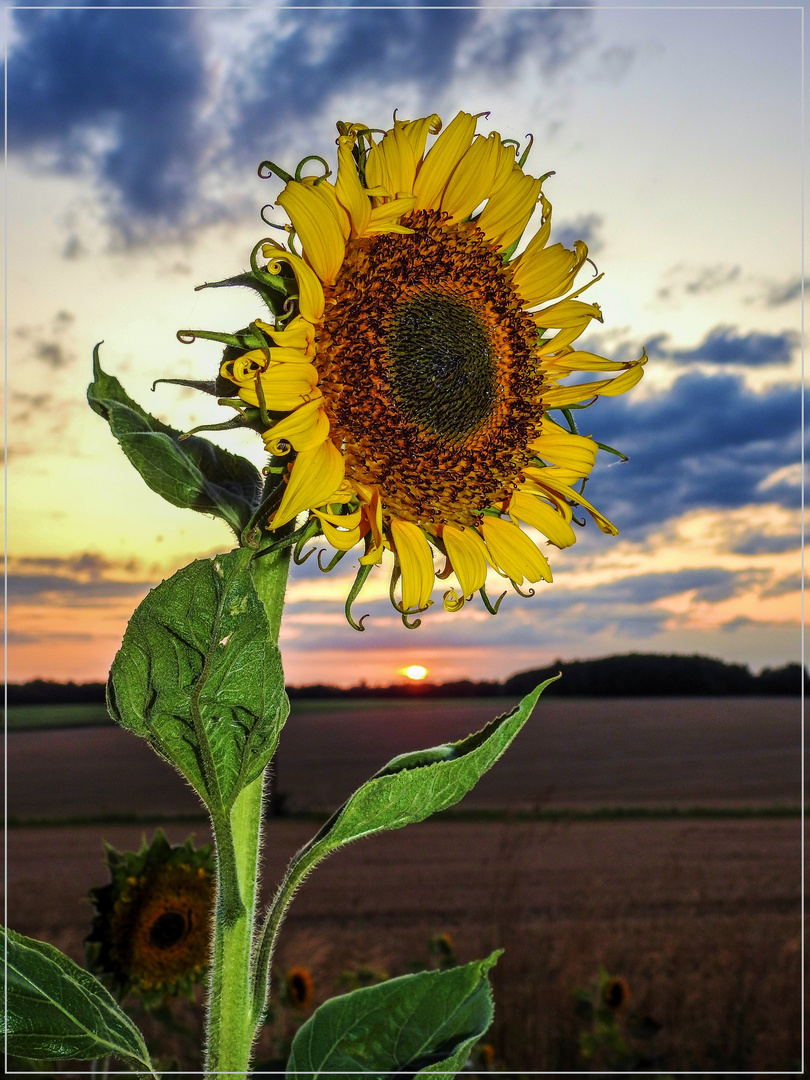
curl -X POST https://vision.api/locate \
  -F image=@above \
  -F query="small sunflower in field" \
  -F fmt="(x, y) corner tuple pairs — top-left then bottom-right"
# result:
(85, 831), (214, 1005)
(283, 966), (314, 1010)
(186, 110), (645, 625)
(602, 974), (632, 1012)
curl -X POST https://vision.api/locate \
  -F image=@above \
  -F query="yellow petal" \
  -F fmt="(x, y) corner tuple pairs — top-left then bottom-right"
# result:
(528, 428), (598, 476)
(401, 113), (442, 163)
(544, 349), (635, 373)
(513, 241), (589, 308)
(319, 518), (363, 551)
(366, 195), (417, 234)
(480, 516), (552, 584)
(541, 354), (646, 407)
(278, 181), (345, 286)
(514, 192), (552, 260)
(262, 249), (325, 323)
(477, 167), (543, 252)
(413, 110), (477, 212)
(391, 519), (435, 610)
(262, 399), (330, 454)
(443, 524), (490, 596)
(255, 316), (316, 355)
(335, 134), (371, 236)
(366, 123), (417, 198)
(441, 133), (504, 224)
(271, 440), (345, 529)
(529, 472), (619, 536)
(508, 492), (577, 549)
(534, 298), (603, 332)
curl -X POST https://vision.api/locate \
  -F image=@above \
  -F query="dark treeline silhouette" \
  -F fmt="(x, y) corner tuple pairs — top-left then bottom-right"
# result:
(6, 655), (805, 706)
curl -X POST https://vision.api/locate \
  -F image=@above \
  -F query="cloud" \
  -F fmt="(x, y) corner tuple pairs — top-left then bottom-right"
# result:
(646, 325), (797, 367)
(656, 263), (741, 301)
(764, 277), (802, 307)
(729, 532), (800, 556)
(14, 310), (76, 369)
(583, 371), (803, 533)
(7, 4), (593, 233)
(7, 552), (154, 603)
(8, 6), (209, 229)
(554, 213), (604, 255)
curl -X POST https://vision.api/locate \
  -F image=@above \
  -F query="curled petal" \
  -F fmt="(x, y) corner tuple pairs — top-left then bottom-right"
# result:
(442, 524), (490, 596)
(278, 181), (345, 285)
(271, 440), (345, 529)
(413, 110), (477, 211)
(390, 519), (435, 611)
(480, 516), (553, 585)
(261, 247), (325, 323)
(509, 491), (576, 549)
(335, 134), (371, 235)
(262, 399), (330, 454)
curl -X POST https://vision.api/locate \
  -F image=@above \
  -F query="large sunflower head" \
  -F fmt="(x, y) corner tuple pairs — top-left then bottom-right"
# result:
(193, 111), (645, 626)
(85, 830), (215, 1005)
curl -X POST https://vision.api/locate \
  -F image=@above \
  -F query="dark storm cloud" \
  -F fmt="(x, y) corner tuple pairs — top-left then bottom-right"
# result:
(7, 5), (208, 226)
(7, 3), (592, 231)
(646, 325), (797, 367)
(585, 371), (803, 533)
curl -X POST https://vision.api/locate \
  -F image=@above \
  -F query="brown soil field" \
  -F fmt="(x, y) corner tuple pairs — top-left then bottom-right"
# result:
(6, 696), (801, 819)
(5, 816), (802, 1072)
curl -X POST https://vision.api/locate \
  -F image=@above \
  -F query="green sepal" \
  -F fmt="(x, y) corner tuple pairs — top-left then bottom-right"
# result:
(3, 927), (156, 1076)
(107, 548), (289, 817)
(88, 345), (262, 536)
(286, 951), (502, 1077)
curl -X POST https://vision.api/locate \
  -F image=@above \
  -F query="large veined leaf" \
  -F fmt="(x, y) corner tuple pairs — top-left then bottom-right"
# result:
(286, 952), (501, 1078)
(3, 927), (155, 1075)
(107, 548), (288, 816)
(88, 346), (261, 535)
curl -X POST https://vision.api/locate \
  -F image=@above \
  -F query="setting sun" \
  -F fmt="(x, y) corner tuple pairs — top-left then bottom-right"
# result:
(404, 665), (428, 681)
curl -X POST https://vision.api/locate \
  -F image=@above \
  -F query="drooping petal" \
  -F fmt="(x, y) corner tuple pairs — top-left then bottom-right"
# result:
(272, 440), (345, 529)
(391, 519), (435, 610)
(480, 516), (553, 585)
(508, 491), (577, 549)
(528, 425), (599, 476)
(413, 111), (478, 211)
(401, 113), (442, 163)
(443, 524), (490, 596)
(529, 471), (619, 536)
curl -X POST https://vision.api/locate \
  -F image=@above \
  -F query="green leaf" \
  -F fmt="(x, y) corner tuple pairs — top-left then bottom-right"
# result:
(286, 952), (501, 1078)
(303, 678), (555, 857)
(88, 345), (261, 535)
(3, 927), (155, 1075)
(107, 548), (289, 815)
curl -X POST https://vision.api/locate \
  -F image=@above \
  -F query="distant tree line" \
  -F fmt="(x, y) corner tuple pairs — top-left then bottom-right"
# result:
(6, 654), (805, 705)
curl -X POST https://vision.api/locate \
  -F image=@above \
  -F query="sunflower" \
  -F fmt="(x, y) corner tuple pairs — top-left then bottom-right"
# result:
(212, 110), (645, 623)
(284, 966), (314, 1010)
(85, 831), (215, 1005)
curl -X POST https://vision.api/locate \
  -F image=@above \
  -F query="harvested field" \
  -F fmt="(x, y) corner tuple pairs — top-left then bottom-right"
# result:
(5, 697), (803, 1071)
(6, 696), (801, 819)
(4, 817), (802, 1072)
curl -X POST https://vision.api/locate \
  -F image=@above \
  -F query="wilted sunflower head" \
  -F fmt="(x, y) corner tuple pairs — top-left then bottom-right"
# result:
(85, 830), (214, 1005)
(185, 110), (645, 626)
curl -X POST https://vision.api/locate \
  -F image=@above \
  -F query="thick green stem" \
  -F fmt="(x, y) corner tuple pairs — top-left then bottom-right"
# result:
(204, 537), (292, 1079)
(205, 779), (265, 1079)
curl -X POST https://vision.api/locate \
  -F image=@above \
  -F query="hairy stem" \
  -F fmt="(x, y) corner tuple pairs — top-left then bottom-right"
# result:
(204, 533), (292, 1079)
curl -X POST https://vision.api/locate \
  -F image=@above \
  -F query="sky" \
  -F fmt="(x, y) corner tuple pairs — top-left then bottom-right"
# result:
(4, 0), (805, 687)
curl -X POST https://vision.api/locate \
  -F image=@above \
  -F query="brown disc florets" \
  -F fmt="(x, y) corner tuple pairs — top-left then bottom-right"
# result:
(317, 210), (544, 528)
